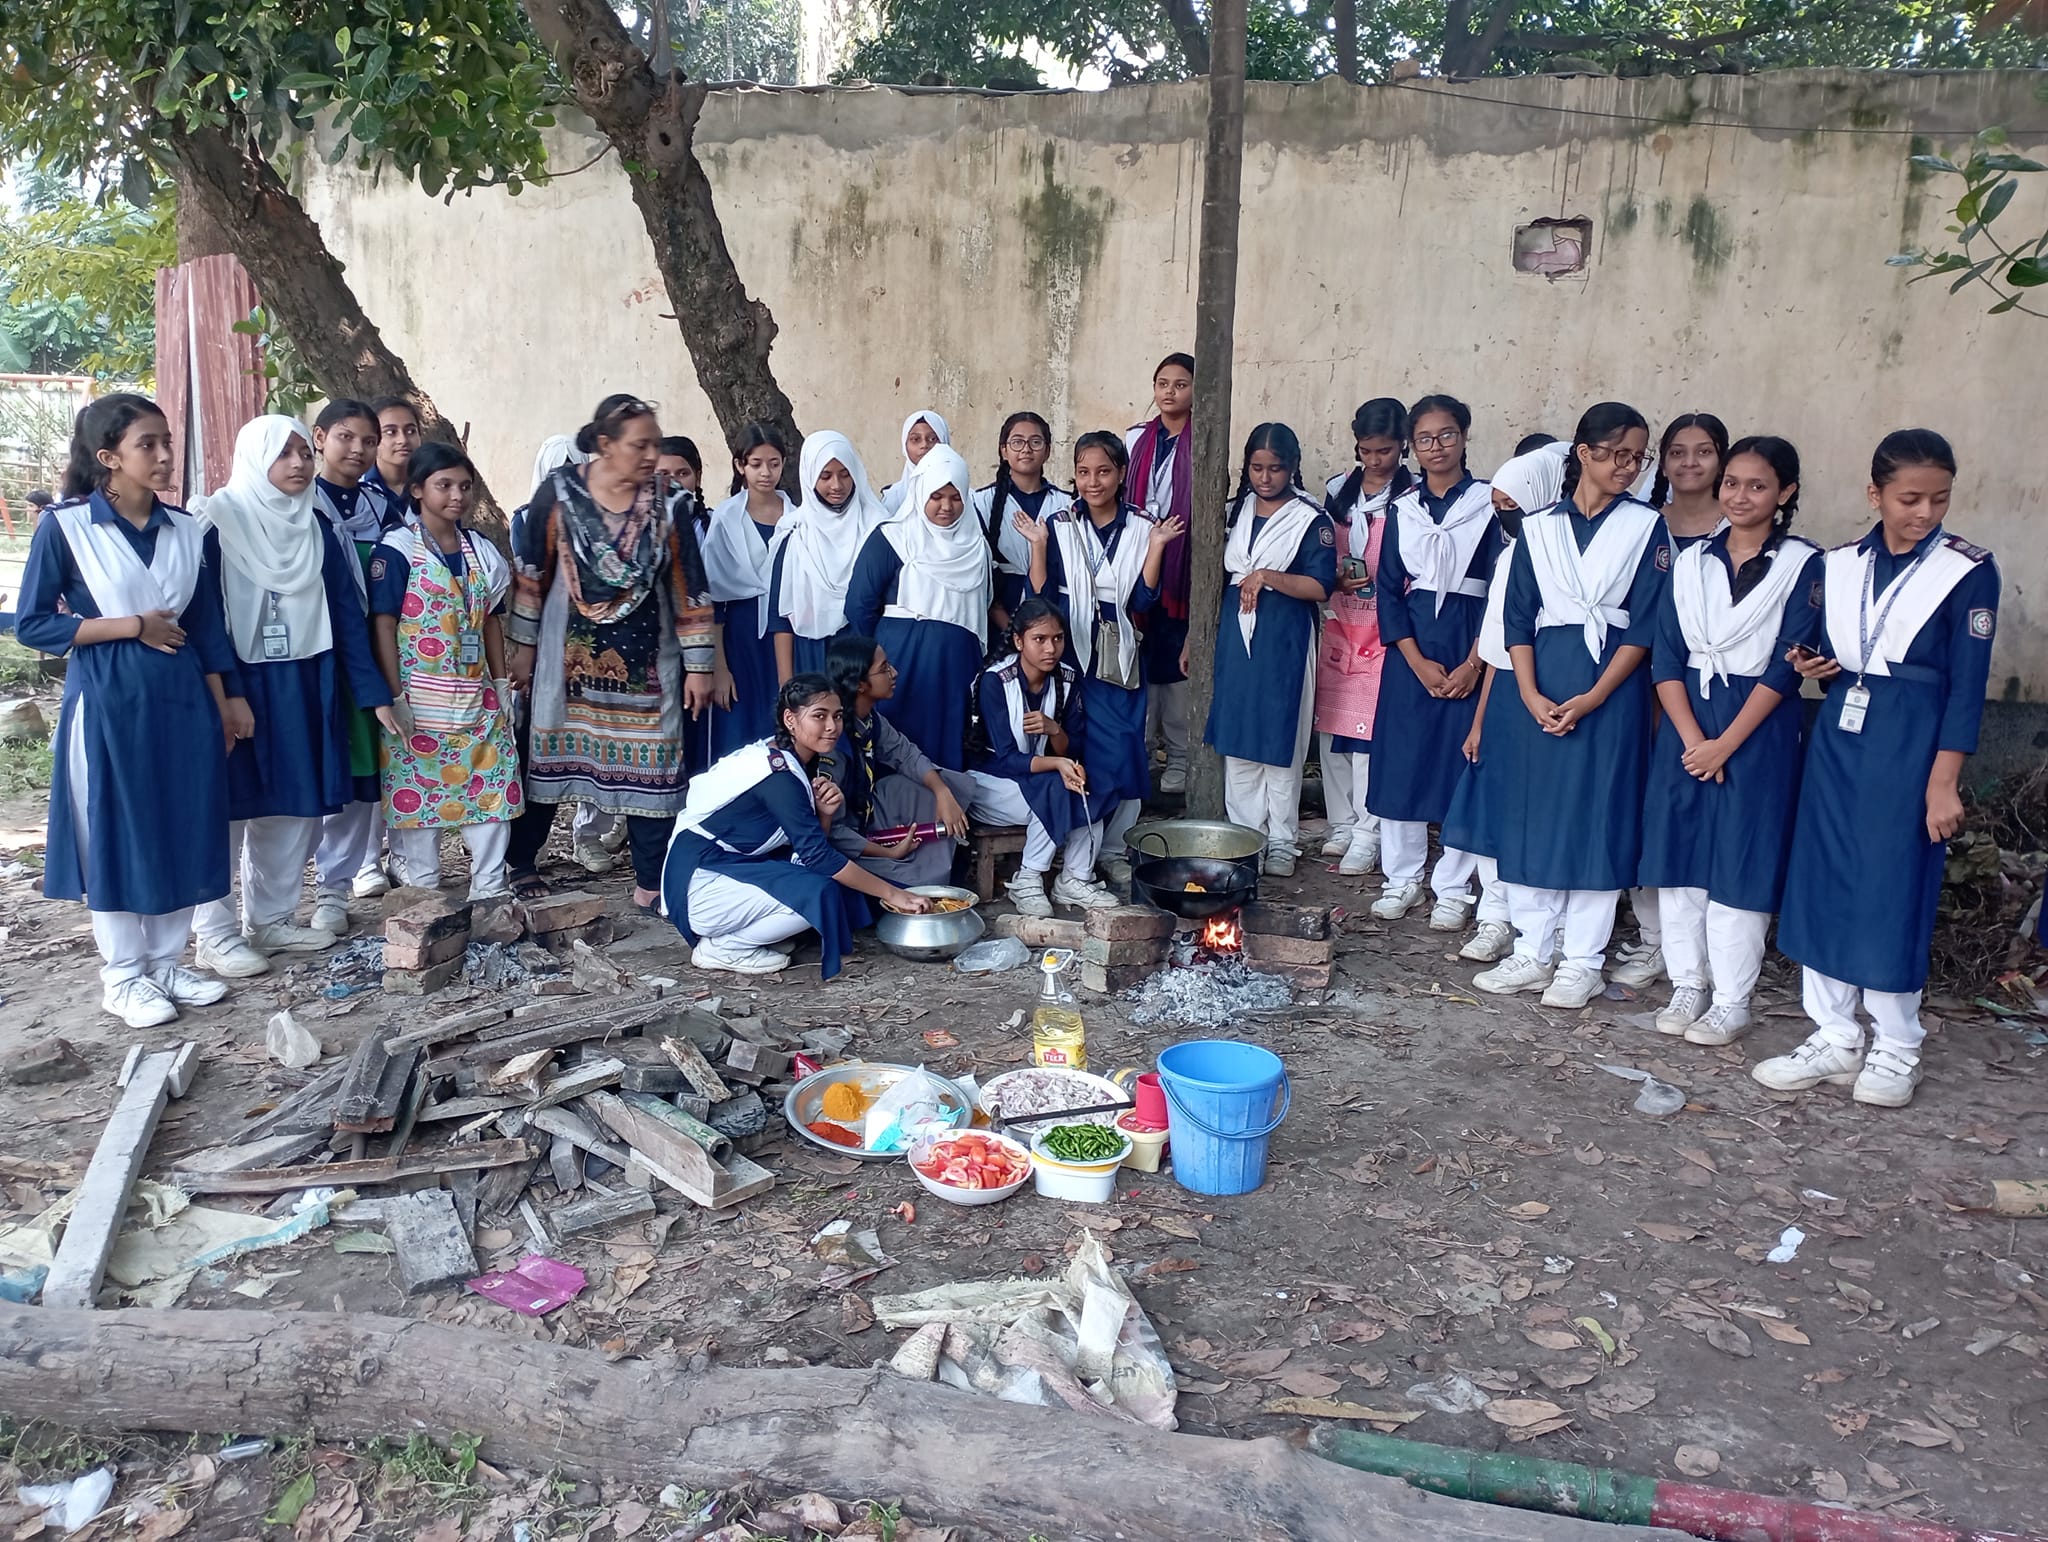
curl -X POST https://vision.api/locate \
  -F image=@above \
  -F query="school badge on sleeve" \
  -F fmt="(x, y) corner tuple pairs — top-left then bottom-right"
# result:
(1969, 608), (1996, 640)
(1318, 524), (1336, 547)
(1654, 543), (1672, 572)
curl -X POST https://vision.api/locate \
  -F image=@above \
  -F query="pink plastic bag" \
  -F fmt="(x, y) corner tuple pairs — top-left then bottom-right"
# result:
(465, 1255), (587, 1315)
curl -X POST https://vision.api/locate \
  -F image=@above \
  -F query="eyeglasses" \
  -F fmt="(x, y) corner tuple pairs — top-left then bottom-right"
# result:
(1585, 445), (1651, 472)
(1005, 436), (1048, 451)
(1414, 430), (1464, 450)
(866, 659), (899, 680)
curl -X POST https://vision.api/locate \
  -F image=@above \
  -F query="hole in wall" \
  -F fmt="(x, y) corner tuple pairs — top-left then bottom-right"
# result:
(1513, 217), (1592, 276)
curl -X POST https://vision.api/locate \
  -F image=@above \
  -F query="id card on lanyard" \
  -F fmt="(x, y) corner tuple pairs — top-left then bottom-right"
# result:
(433, 531), (486, 668)
(261, 591), (291, 659)
(1843, 543), (1932, 735)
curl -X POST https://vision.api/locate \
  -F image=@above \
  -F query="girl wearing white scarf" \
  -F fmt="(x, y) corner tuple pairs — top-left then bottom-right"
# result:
(1201, 424), (1337, 876)
(703, 425), (796, 759)
(880, 409), (950, 514)
(190, 416), (397, 974)
(846, 444), (992, 771)
(769, 430), (888, 679)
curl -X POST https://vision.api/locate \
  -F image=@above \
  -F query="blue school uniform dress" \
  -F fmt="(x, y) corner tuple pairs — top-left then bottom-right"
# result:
(1366, 476), (1500, 823)
(1492, 496), (1670, 892)
(1030, 502), (1161, 809)
(1440, 527), (1525, 861)
(972, 659), (1093, 844)
(766, 541), (845, 678)
(361, 464), (413, 527)
(699, 492), (794, 764)
(20, 494), (238, 914)
(1204, 493), (1339, 766)
(224, 522), (393, 821)
(846, 525), (988, 773)
(660, 740), (869, 979)
(975, 481), (1070, 621)
(1777, 526), (1999, 994)
(1637, 531), (1823, 912)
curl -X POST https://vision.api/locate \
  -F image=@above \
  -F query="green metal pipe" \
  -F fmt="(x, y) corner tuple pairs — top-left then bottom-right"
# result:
(1309, 1428), (1656, 1526)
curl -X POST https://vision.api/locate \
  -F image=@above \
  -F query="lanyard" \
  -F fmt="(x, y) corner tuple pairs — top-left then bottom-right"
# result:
(1855, 541), (1934, 686)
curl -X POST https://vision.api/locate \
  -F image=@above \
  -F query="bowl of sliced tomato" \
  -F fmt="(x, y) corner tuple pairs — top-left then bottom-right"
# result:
(906, 1130), (1033, 1206)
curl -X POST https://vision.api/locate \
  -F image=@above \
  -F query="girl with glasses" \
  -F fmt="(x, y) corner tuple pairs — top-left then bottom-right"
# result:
(973, 411), (1071, 631)
(1475, 402), (1670, 1009)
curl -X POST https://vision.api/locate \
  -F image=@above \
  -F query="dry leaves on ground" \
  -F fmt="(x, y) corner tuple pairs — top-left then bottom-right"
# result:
(1675, 1446), (1721, 1477)
(1483, 1398), (1573, 1440)
(1260, 1396), (1422, 1428)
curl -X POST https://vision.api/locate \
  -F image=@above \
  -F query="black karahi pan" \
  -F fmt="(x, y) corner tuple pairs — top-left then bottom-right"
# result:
(1131, 854), (1260, 919)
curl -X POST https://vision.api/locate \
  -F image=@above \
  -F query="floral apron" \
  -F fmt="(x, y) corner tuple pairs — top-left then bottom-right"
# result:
(380, 527), (522, 828)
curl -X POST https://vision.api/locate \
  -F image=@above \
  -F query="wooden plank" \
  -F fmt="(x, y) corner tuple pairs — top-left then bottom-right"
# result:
(168, 1129), (327, 1175)
(383, 1068), (432, 1163)
(383, 1003), (512, 1054)
(548, 1136), (584, 1193)
(334, 1030), (394, 1128)
(417, 1094), (523, 1123)
(708, 1152), (777, 1210)
(480, 1147), (543, 1217)
(489, 1048), (556, 1098)
(443, 1015), (641, 1069)
(241, 1064), (345, 1139)
(168, 1138), (532, 1196)
(530, 1059), (622, 1112)
(551, 1188), (655, 1238)
(383, 1188), (478, 1295)
(45, 1045), (191, 1309)
(524, 1106), (632, 1170)
(658, 1036), (731, 1102)
(585, 1091), (722, 1207)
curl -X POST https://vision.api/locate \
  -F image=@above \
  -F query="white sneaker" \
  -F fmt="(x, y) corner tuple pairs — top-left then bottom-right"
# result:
(1099, 856), (1133, 887)
(691, 937), (790, 975)
(573, 837), (615, 874)
(1320, 829), (1351, 858)
(1458, 920), (1514, 962)
(1428, 894), (1476, 932)
(1160, 767), (1187, 794)
(310, 896), (350, 936)
(1371, 880), (1425, 920)
(104, 977), (178, 1029)
(1263, 850), (1298, 879)
(195, 936), (270, 978)
(1051, 872), (1119, 911)
(1007, 870), (1053, 919)
(148, 963), (229, 1007)
(1541, 965), (1606, 1009)
(1684, 1001), (1753, 1046)
(1852, 1046), (1922, 1108)
(247, 921), (339, 955)
(1655, 985), (1708, 1035)
(1338, 831), (1381, 876)
(351, 869), (391, 899)
(1751, 1031), (1864, 1092)
(599, 823), (629, 854)
(1474, 954), (1554, 995)
(1609, 941), (1665, 988)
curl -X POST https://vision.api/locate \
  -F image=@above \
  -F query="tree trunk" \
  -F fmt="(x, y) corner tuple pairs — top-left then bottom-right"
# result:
(172, 186), (236, 263)
(521, 0), (801, 473)
(1441, 0), (1516, 75)
(157, 121), (498, 519)
(1184, 0), (1247, 821)
(1160, 0), (1213, 74)
(1335, 0), (1359, 82)
(0, 1306), (1663, 1542)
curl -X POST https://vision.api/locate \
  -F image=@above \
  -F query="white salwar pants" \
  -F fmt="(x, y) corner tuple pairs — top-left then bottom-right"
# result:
(1148, 680), (1190, 778)
(966, 772), (1103, 876)
(1474, 853), (1509, 926)
(687, 869), (810, 948)
(388, 822), (512, 899)
(1507, 884), (1621, 972)
(1629, 886), (1662, 947)
(66, 706), (195, 988)
(1104, 797), (1142, 856)
(573, 803), (622, 844)
(314, 800), (384, 900)
(1223, 658), (1315, 861)
(1317, 735), (1376, 842)
(1380, 820), (1480, 897)
(1659, 888), (1770, 1009)
(1802, 968), (1925, 1054)
(192, 816), (323, 946)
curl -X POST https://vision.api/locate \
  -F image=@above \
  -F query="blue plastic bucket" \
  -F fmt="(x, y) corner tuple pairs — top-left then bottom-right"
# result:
(1156, 1040), (1290, 1196)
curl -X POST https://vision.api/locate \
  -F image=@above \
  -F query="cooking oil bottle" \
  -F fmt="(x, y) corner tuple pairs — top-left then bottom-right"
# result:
(1030, 948), (1087, 1070)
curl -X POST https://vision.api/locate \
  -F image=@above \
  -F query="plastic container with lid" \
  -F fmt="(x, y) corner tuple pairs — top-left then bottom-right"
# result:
(1029, 1126), (1132, 1203)
(1116, 1110), (1170, 1173)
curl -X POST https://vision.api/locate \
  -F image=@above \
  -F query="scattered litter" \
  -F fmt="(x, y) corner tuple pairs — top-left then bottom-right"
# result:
(21, 1467), (115, 1532)
(1675, 1445), (1722, 1477)
(1901, 1316), (1942, 1340)
(1801, 1188), (1842, 1203)
(0, 1264), (46, 1302)
(1128, 955), (1292, 1030)
(265, 1010), (321, 1069)
(1543, 1256), (1574, 1276)
(1405, 1371), (1491, 1413)
(1766, 1226), (1807, 1264)
(466, 1254), (587, 1315)
(811, 1219), (895, 1290)
(953, 937), (1030, 973)
(332, 1230), (396, 1255)
(218, 1439), (271, 1462)
(1595, 1062), (1687, 1116)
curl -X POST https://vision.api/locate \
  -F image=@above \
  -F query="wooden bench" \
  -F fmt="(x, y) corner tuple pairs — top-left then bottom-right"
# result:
(965, 824), (1028, 903)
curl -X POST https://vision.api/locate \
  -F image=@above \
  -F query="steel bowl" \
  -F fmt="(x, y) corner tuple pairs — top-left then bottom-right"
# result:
(1125, 817), (1267, 868)
(784, 1062), (973, 1161)
(873, 884), (986, 961)
(1131, 854), (1260, 918)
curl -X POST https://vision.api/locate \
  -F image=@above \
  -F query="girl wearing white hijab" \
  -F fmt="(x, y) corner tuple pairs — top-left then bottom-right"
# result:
(846, 444), (992, 771)
(880, 410), (950, 515)
(768, 430), (888, 680)
(190, 415), (398, 978)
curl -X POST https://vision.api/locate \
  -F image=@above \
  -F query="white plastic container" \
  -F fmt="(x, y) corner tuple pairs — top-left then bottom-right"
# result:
(1029, 1127), (1133, 1203)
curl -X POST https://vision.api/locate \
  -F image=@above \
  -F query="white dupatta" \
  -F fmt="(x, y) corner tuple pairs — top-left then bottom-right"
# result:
(1223, 491), (1321, 654)
(1524, 497), (1660, 662)
(1671, 535), (1818, 697)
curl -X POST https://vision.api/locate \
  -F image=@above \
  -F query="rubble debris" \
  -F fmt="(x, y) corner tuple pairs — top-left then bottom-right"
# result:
(2, 1036), (90, 1086)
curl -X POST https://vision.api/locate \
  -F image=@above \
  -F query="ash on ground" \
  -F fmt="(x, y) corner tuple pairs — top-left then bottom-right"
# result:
(1127, 953), (1293, 1029)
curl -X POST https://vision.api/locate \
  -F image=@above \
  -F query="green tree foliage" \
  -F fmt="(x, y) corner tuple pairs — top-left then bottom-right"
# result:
(1892, 125), (2048, 319)
(655, 0), (804, 83)
(0, 170), (172, 380)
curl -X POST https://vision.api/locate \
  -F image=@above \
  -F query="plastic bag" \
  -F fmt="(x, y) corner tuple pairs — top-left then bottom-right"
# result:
(265, 1010), (320, 1069)
(863, 1065), (964, 1153)
(21, 1468), (115, 1532)
(953, 937), (1030, 974)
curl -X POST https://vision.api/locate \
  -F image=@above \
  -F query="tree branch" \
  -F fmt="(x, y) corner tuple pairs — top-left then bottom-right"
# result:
(1159, 0), (1212, 74)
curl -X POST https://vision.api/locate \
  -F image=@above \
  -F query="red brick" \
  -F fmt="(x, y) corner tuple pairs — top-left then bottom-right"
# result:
(471, 895), (528, 945)
(1245, 957), (1333, 990)
(1243, 931), (1335, 967)
(536, 916), (615, 955)
(383, 927), (472, 972)
(525, 889), (607, 934)
(385, 893), (473, 950)
(382, 955), (467, 995)
(1084, 904), (1178, 942)
(1082, 934), (1171, 968)
(1079, 960), (1154, 994)
(1241, 900), (1333, 941)
(991, 913), (1087, 948)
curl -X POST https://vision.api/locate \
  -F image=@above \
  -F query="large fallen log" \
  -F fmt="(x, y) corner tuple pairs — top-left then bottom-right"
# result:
(0, 1307), (1675, 1542)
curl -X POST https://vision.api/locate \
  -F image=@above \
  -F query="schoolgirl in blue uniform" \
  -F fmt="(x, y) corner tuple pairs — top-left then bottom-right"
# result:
(1016, 430), (1182, 870)
(662, 675), (934, 977)
(1754, 430), (1999, 1109)
(1475, 402), (1670, 1010)
(768, 430), (888, 681)
(1639, 436), (1822, 1046)
(702, 423), (794, 761)
(1202, 423), (1338, 877)
(1367, 395), (1500, 923)
(966, 599), (1116, 916)
(18, 394), (246, 1028)
(1440, 439), (1568, 965)
(824, 633), (974, 887)
(191, 416), (399, 979)
(845, 445), (991, 772)
(1127, 352), (1196, 792)
(973, 411), (1072, 630)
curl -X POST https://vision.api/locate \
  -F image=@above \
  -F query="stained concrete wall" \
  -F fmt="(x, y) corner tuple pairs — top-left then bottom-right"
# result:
(299, 70), (2048, 701)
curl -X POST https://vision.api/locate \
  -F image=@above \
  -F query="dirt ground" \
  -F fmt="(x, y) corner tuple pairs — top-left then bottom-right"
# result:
(3, 774), (2046, 1541)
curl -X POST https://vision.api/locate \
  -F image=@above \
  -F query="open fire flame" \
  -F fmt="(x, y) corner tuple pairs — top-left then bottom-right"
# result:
(1199, 911), (1244, 954)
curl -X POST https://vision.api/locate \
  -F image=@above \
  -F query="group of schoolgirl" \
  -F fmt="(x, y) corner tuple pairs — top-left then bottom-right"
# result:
(1306, 393), (1997, 1111)
(23, 391), (522, 1030)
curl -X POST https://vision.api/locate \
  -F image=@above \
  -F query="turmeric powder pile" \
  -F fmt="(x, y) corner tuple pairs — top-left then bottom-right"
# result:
(820, 1081), (870, 1121)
